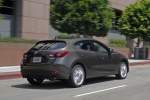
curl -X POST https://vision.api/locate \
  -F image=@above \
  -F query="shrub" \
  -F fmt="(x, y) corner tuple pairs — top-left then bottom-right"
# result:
(0, 38), (38, 44)
(110, 39), (127, 44)
(56, 34), (75, 39)
(108, 39), (127, 47)
(144, 46), (150, 49)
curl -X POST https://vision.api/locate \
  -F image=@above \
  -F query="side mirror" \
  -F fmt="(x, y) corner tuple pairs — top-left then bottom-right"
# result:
(109, 48), (113, 54)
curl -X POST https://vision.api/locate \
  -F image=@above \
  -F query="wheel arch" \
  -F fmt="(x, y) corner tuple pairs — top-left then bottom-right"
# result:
(71, 61), (87, 79)
(121, 59), (129, 73)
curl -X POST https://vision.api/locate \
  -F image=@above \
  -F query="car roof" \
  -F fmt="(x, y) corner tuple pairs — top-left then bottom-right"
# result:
(37, 38), (95, 44)
(36, 38), (110, 51)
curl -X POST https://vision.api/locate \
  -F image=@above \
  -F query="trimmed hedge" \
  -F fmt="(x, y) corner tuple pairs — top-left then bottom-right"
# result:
(56, 34), (75, 39)
(0, 38), (38, 44)
(110, 39), (127, 44)
(108, 39), (127, 47)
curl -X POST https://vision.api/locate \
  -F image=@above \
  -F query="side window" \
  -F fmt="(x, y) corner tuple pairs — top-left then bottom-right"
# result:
(74, 41), (92, 51)
(93, 42), (107, 52)
(74, 42), (82, 49)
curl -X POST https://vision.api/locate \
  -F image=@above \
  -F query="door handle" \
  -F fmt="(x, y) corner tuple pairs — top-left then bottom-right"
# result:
(82, 55), (87, 58)
(99, 56), (104, 60)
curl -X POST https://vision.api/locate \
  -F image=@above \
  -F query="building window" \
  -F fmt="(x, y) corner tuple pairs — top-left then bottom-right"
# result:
(0, 0), (15, 15)
(112, 9), (122, 30)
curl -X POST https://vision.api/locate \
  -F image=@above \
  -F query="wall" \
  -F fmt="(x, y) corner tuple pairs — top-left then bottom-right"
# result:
(93, 36), (108, 44)
(0, 43), (132, 67)
(112, 47), (131, 58)
(0, 42), (34, 66)
(15, 0), (50, 40)
(109, 0), (137, 10)
(49, 25), (59, 40)
(108, 30), (126, 41)
(147, 49), (150, 59)
(93, 30), (127, 45)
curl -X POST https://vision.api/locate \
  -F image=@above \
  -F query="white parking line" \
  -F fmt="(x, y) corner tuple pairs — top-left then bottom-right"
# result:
(74, 85), (127, 97)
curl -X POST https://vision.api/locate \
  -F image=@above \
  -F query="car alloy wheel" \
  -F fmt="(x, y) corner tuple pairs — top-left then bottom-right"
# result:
(120, 62), (127, 78)
(69, 65), (85, 87)
(116, 62), (127, 79)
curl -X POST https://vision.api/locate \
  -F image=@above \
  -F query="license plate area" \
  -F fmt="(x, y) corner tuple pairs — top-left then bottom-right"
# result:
(32, 57), (42, 63)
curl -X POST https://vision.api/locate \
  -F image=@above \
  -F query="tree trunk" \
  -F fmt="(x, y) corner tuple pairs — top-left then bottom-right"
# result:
(84, 21), (88, 38)
(84, 32), (87, 38)
(136, 38), (141, 47)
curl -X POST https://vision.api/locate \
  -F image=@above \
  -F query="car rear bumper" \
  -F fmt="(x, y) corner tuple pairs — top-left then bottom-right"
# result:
(21, 64), (70, 80)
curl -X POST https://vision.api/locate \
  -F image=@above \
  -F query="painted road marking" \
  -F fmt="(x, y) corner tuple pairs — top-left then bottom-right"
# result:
(74, 85), (127, 97)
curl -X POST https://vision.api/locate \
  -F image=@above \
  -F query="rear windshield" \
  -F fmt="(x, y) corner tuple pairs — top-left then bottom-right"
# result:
(31, 41), (67, 50)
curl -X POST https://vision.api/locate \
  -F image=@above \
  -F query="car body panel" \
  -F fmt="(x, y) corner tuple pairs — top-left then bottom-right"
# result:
(21, 38), (129, 80)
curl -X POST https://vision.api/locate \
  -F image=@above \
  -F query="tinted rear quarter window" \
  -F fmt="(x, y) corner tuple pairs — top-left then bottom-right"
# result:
(31, 41), (67, 50)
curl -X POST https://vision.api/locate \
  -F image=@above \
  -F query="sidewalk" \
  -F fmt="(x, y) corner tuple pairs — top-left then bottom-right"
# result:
(0, 66), (21, 80)
(129, 59), (150, 66)
(0, 59), (150, 80)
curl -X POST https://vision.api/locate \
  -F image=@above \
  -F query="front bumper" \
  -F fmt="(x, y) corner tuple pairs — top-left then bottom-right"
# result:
(21, 64), (70, 80)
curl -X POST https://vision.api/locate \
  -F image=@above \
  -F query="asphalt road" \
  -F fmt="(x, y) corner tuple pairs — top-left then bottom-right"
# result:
(0, 65), (150, 100)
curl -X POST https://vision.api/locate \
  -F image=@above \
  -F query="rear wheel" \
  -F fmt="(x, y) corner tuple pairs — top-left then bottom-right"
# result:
(69, 65), (85, 87)
(27, 78), (43, 85)
(116, 62), (128, 79)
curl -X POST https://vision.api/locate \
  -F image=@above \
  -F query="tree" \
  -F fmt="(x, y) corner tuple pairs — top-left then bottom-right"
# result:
(0, 0), (3, 20)
(50, 0), (115, 37)
(117, 0), (150, 47)
(0, 0), (2, 6)
(0, 0), (3, 11)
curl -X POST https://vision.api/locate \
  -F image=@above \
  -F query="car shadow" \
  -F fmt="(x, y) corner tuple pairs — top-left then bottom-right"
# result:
(84, 76), (116, 86)
(12, 76), (116, 90)
(11, 80), (70, 90)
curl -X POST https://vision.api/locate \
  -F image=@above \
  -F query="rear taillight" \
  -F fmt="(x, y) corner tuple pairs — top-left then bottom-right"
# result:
(49, 51), (69, 57)
(23, 53), (27, 58)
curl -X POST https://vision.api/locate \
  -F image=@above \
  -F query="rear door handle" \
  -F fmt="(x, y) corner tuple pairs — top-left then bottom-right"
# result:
(82, 55), (87, 58)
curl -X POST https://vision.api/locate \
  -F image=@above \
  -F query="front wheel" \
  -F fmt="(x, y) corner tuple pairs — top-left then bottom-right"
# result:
(27, 78), (43, 85)
(116, 62), (128, 79)
(69, 65), (85, 87)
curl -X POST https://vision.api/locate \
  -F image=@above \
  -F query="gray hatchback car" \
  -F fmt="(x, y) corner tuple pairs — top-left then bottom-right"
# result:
(21, 38), (129, 87)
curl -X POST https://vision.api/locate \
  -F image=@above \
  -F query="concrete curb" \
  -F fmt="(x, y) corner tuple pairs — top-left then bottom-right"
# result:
(1, 61), (150, 80)
(0, 66), (20, 73)
(0, 72), (21, 80)
(129, 61), (150, 66)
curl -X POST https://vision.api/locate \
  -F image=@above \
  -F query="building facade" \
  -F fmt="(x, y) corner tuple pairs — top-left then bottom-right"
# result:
(0, 0), (50, 40)
(0, 0), (137, 40)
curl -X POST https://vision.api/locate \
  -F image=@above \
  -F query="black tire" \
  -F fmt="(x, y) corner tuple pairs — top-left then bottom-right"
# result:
(116, 62), (128, 79)
(68, 64), (85, 88)
(27, 78), (43, 85)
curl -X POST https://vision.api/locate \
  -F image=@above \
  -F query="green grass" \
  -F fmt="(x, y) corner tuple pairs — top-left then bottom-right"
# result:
(107, 43), (126, 48)
(144, 46), (150, 49)
(0, 38), (128, 47)
(56, 34), (75, 39)
(108, 39), (127, 48)
(0, 38), (38, 44)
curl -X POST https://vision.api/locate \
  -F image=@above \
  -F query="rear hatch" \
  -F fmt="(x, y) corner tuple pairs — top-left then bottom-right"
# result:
(23, 40), (68, 65)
